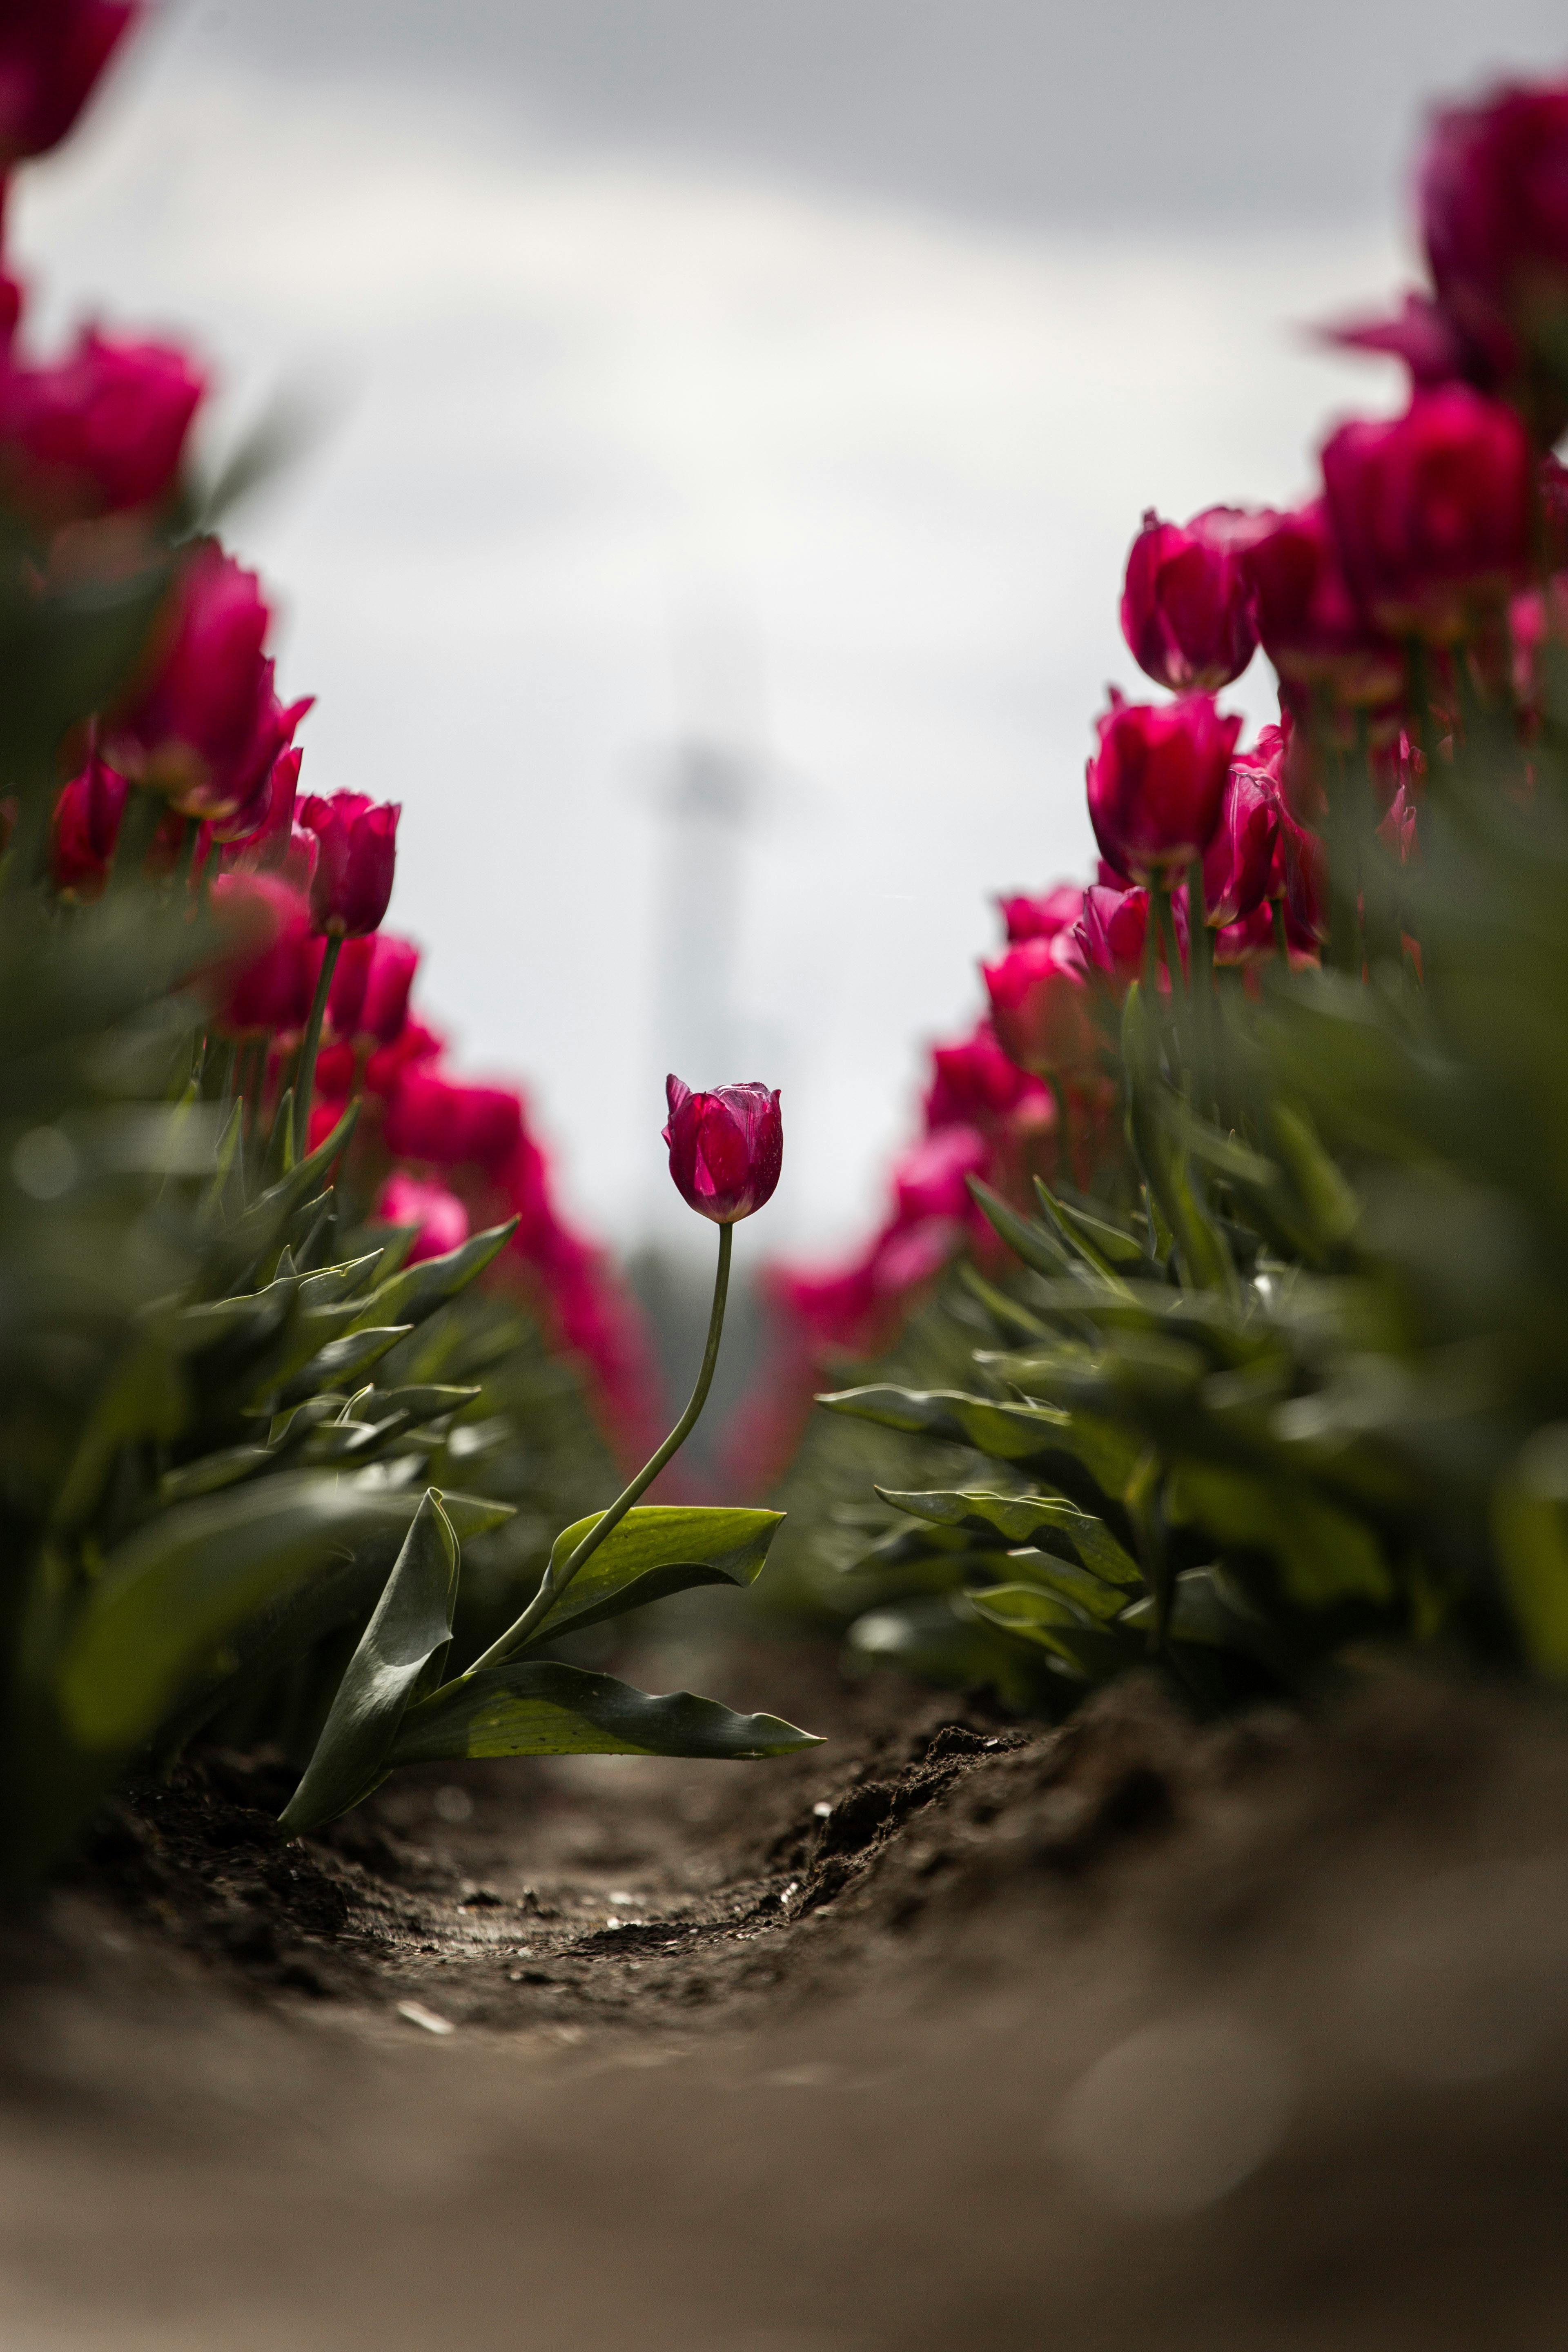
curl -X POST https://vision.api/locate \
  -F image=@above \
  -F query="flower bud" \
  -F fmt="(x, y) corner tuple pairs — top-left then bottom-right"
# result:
(373, 1172), (470, 1267)
(0, 1), (138, 165)
(1120, 506), (1258, 692)
(0, 328), (203, 522)
(51, 747), (125, 896)
(663, 1076), (782, 1223)
(1085, 692), (1240, 886)
(298, 790), (399, 937)
(982, 935), (1098, 1076)
(1321, 387), (1534, 639)
(1074, 882), (1189, 990)
(1201, 763), (1279, 928)
(108, 540), (298, 822)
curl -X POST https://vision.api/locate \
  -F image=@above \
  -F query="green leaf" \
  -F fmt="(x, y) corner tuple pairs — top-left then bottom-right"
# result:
(278, 1490), (460, 1837)
(53, 1474), (498, 1757)
(967, 1581), (1128, 1675)
(274, 1323), (413, 1407)
(819, 1386), (1143, 1510)
(352, 1218), (518, 1334)
(1494, 1426), (1568, 1676)
(515, 1504), (786, 1648)
(194, 1102), (359, 1297)
(875, 1487), (1143, 1586)
(391, 1659), (820, 1766)
(1165, 1460), (1394, 1606)
(966, 1177), (1071, 1280)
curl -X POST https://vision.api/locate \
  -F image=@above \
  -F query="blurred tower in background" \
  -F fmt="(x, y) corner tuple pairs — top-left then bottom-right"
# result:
(654, 735), (761, 1097)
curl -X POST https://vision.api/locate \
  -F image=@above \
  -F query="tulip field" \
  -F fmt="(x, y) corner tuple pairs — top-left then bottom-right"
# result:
(6, 9), (1568, 2348)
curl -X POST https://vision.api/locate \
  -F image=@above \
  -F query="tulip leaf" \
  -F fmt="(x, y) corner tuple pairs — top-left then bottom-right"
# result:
(278, 1490), (461, 1837)
(967, 1583), (1129, 1676)
(274, 1323), (413, 1407)
(390, 1659), (821, 1767)
(511, 1504), (786, 1648)
(1494, 1427), (1568, 1676)
(351, 1218), (519, 1335)
(965, 1177), (1071, 1279)
(876, 1488), (1143, 1587)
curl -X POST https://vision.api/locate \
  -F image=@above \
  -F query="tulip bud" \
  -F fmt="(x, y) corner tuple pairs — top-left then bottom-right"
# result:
(996, 882), (1083, 944)
(1321, 387), (1534, 639)
(1238, 502), (1405, 704)
(384, 1070), (524, 1173)
(1420, 78), (1568, 428)
(207, 873), (315, 1035)
(108, 540), (299, 822)
(51, 747), (126, 896)
(361, 934), (419, 1045)
(1120, 506), (1258, 693)
(0, 328), (203, 523)
(924, 1019), (1040, 1129)
(0, 1), (139, 166)
(298, 790), (400, 938)
(1075, 882), (1189, 990)
(1085, 692), (1240, 886)
(1202, 764), (1279, 928)
(982, 935), (1098, 1076)
(892, 1126), (990, 1224)
(663, 1076), (782, 1223)
(373, 1172), (470, 1267)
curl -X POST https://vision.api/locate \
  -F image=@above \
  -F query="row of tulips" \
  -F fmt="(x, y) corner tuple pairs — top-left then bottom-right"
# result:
(0, 3), (653, 1450)
(775, 67), (1568, 1390)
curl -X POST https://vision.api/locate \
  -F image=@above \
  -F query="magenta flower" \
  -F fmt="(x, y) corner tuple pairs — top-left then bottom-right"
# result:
(663, 1076), (782, 1223)
(996, 882), (1084, 945)
(361, 934), (419, 1044)
(1120, 506), (1258, 693)
(891, 1126), (990, 1225)
(0, 327), (203, 521)
(297, 790), (400, 937)
(1074, 883), (1189, 990)
(109, 540), (296, 822)
(1238, 502), (1405, 705)
(1201, 764), (1279, 928)
(208, 873), (315, 1035)
(1086, 692), (1241, 886)
(1321, 387), (1534, 639)
(50, 746), (126, 896)
(923, 1019), (1039, 1129)
(982, 935), (1099, 1076)
(1420, 78), (1568, 415)
(0, 0), (138, 166)
(384, 1070), (524, 1173)
(374, 1172), (470, 1267)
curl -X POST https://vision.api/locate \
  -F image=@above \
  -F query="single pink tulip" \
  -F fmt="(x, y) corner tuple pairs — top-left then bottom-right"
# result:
(0, 327), (203, 521)
(298, 790), (400, 938)
(996, 882), (1084, 945)
(1421, 77), (1568, 421)
(51, 747), (126, 896)
(1120, 506), (1258, 693)
(0, 0), (138, 165)
(374, 1172), (470, 1266)
(1086, 691), (1241, 886)
(923, 1019), (1042, 1129)
(663, 1076), (782, 1223)
(1202, 764), (1280, 928)
(982, 934), (1099, 1076)
(208, 873), (315, 1035)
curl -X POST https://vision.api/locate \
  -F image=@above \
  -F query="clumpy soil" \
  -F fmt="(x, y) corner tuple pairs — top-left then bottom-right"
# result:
(5, 1644), (1568, 2350)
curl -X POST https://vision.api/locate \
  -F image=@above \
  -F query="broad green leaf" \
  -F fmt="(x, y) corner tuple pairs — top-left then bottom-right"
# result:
(875, 1487), (1143, 1586)
(966, 1177), (1071, 1280)
(515, 1504), (786, 1648)
(278, 1490), (460, 1836)
(1165, 1460), (1393, 1606)
(1031, 1178), (1135, 1289)
(194, 1102), (358, 1297)
(351, 1218), (518, 1334)
(48, 1331), (187, 1532)
(54, 1473), (499, 1755)
(391, 1659), (820, 1766)
(997, 1551), (1131, 1619)
(846, 1597), (1049, 1708)
(967, 1584), (1128, 1677)
(820, 1387), (1142, 1509)
(1494, 1426), (1568, 1676)
(274, 1322), (412, 1407)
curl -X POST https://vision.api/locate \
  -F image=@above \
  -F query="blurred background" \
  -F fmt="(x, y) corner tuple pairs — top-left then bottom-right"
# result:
(12, 0), (1566, 1260)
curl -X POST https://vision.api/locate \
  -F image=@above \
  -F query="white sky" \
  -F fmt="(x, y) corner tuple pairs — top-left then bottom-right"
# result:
(15, 30), (1419, 1252)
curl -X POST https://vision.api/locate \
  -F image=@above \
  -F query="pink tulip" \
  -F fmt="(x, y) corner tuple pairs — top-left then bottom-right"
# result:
(0, 0), (138, 165)
(108, 541), (298, 822)
(891, 1126), (990, 1225)
(1214, 905), (1276, 967)
(374, 1172), (470, 1266)
(663, 1076), (782, 1223)
(384, 1069), (524, 1172)
(1420, 78), (1568, 414)
(361, 934), (419, 1044)
(208, 873), (315, 1035)
(1085, 692), (1240, 886)
(1075, 882), (1189, 989)
(0, 327), (202, 521)
(1120, 506), (1258, 693)
(51, 747), (125, 895)
(996, 882), (1083, 944)
(1238, 501), (1406, 706)
(1321, 387), (1534, 639)
(1202, 764), (1279, 928)
(298, 790), (399, 938)
(982, 934), (1099, 1075)
(923, 1019), (1041, 1129)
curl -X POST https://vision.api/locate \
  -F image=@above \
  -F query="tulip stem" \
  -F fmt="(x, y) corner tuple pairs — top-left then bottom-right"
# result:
(292, 934), (341, 1162)
(465, 1220), (735, 1677)
(107, 786), (167, 899)
(1186, 860), (1218, 1118)
(1151, 880), (1187, 1084)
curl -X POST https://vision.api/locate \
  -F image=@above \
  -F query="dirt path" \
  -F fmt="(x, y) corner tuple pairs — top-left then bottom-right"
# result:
(4, 1652), (1568, 2350)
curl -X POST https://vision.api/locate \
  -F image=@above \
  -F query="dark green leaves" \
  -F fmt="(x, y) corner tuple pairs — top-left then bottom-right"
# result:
(278, 1490), (460, 1836)
(390, 1659), (820, 1767)
(515, 1504), (785, 1647)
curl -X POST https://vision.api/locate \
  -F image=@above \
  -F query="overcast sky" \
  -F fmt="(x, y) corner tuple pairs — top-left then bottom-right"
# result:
(14, 4), (1568, 1256)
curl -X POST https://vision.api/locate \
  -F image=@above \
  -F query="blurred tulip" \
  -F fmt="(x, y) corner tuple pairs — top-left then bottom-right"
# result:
(1120, 506), (1258, 692)
(0, 0), (138, 165)
(360, 933), (419, 1045)
(1214, 904), (1276, 967)
(1321, 387), (1533, 639)
(891, 1126), (990, 1223)
(982, 934), (1099, 1074)
(1421, 77), (1568, 423)
(298, 790), (399, 937)
(0, 328), (202, 521)
(1086, 691), (1240, 885)
(1075, 882), (1190, 989)
(109, 540), (297, 821)
(1202, 764), (1279, 927)
(208, 873), (314, 1034)
(996, 882), (1083, 944)
(924, 1018), (1042, 1128)
(51, 747), (125, 895)
(1239, 501), (1405, 704)
(384, 1069), (523, 1172)
(663, 1076), (783, 1223)
(1321, 289), (1489, 390)
(374, 1172), (470, 1266)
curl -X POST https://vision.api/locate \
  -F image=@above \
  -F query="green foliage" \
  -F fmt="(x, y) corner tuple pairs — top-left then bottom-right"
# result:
(773, 664), (1568, 1715)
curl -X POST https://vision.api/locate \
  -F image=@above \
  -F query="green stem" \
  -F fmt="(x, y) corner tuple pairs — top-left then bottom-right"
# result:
(292, 933), (341, 1162)
(2, 782), (53, 899)
(465, 1220), (735, 1676)
(1271, 899), (1290, 962)
(1151, 879), (1186, 1087)
(107, 786), (167, 898)
(1186, 858), (1216, 1120)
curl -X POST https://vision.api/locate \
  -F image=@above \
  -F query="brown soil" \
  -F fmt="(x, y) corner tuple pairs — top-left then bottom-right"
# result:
(4, 1646), (1568, 2349)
